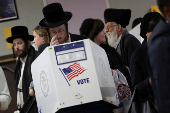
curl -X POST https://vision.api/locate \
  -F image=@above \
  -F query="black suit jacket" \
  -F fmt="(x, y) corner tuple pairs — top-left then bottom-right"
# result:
(117, 30), (141, 66)
(15, 46), (38, 113)
(130, 41), (153, 102)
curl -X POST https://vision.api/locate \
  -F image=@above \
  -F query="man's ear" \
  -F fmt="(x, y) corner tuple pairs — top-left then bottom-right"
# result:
(163, 6), (170, 21)
(117, 24), (122, 32)
(93, 37), (96, 42)
(27, 40), (31, 45)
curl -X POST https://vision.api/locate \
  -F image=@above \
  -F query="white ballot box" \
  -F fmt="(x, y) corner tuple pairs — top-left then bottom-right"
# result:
(31, 39), (118, 113)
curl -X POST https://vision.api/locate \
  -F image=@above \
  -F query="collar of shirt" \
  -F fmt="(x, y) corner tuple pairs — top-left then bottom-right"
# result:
(115, 34), (122, 48)
(67, 33), (71, 43)
(17, 55), (27, 109)
(20, 55), (27, 64)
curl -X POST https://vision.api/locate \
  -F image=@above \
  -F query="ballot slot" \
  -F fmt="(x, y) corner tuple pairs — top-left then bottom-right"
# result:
(54, 41), (87, 65)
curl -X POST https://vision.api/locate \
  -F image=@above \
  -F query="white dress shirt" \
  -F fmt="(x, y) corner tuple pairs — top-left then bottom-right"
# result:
(115, 34), (122, 49)
(17, 56), (27, 109)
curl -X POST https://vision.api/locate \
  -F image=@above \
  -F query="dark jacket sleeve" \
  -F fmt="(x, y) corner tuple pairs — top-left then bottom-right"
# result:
(126, 35), (141, 65)
(130, 47), (152, 102)
(131, 59), (152, 102)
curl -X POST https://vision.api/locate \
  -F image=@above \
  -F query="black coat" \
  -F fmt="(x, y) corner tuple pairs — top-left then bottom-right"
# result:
(100, 44), (133, 92)
(116, 30), (141, 66)
(130, 41), (153, 102)
(148, 20), (170, 113)
(38, 33), (87, 55)
(100, 44), (125, 69)
(15, 45), (38, 112)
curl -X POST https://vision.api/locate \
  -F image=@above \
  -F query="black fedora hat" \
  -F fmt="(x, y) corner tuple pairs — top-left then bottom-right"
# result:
(6, 26), (34, 43)
(39, 3), (72, 28)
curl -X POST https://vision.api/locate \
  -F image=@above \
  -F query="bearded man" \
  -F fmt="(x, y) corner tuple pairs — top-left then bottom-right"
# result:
(104, 8), (141, 65)
(6, 26), (38, 113)
(29, 2), (87, 96)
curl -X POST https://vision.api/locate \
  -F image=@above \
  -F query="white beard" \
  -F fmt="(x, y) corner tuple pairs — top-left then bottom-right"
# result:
(107, 28), (118, 48)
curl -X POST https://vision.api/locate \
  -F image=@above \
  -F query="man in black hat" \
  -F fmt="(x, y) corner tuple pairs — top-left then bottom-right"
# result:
(104, 8), (141, 65)
(29, 2), (87, 94)
(6, 26), (38, 113)
(147, 0), (170, 113)
(38, 3), (87, 54)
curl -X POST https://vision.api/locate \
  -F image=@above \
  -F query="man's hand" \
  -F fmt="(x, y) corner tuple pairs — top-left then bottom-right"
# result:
(111, 69), (113, 76)
(50, 35), (59, 46)
(149, 77), (152, 85)
(14, 110), (20, 113)
(29, 87), (35, 97)
(111, 69), (119, 77)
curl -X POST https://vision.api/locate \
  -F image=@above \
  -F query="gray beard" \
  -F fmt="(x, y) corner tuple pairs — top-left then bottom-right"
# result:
(107, 29), (118, 48)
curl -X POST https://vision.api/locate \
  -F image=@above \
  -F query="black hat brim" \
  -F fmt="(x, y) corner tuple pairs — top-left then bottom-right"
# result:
(6, 35), (34, 43)
(39, 12), (72, 28)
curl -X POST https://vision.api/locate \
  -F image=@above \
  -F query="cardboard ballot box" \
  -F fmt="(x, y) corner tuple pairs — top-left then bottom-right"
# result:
(31, 39), (118, 113)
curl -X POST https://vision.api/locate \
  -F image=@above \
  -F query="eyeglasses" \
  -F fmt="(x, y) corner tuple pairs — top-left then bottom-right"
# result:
(106, 24), (118, 30)
(50, 28), (64, 36)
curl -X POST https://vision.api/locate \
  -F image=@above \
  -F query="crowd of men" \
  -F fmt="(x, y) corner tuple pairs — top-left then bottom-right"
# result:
(1, 0), (170, 113)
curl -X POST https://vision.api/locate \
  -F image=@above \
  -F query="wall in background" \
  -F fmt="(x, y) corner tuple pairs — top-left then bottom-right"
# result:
(0, 0), (44, 56)
(0, 0), (158, 56)
(45, 0), (107, 35)
(43, 0), (158, 33)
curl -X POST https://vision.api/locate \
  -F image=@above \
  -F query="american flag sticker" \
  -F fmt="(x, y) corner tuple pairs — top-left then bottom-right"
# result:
(59, 62), (86, 86)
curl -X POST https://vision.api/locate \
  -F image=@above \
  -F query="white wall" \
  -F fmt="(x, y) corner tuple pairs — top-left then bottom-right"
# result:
(109, 0), (157, 30)
(0, 0), (44, 56)
(44, 0), (158, 32)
